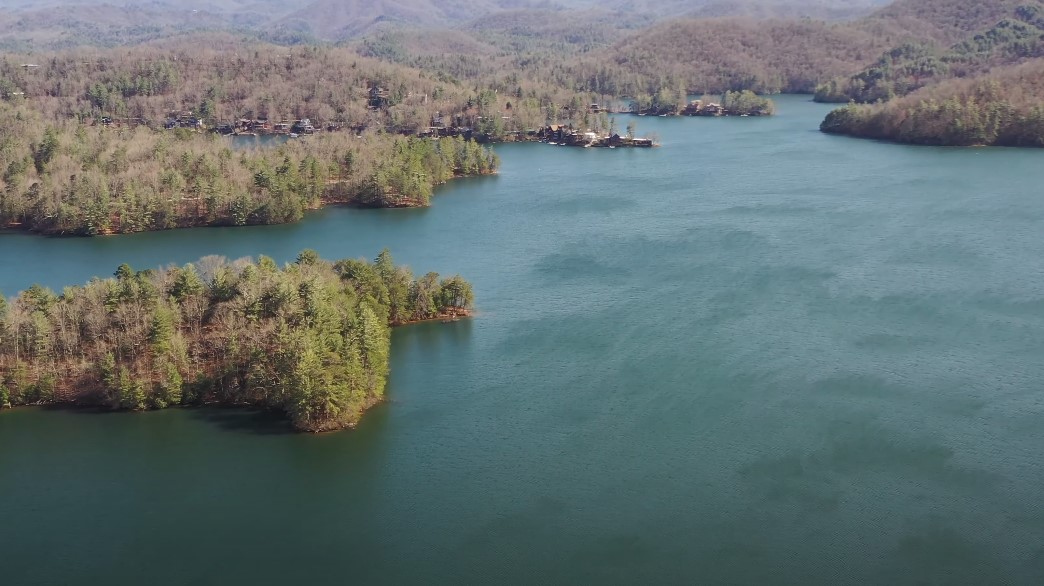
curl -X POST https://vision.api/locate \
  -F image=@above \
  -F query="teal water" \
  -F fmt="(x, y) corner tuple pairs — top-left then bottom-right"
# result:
(230, 133), (291, 149)
(3, 96), (1044, 584)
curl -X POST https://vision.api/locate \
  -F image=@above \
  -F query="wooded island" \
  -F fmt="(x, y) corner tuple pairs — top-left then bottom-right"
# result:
(0, 250), (474, 432)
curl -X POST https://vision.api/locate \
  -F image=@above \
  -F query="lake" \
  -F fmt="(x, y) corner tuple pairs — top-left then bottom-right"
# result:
(2, 95), (1044, 584)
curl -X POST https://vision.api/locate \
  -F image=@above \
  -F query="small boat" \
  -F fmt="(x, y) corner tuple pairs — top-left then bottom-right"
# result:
(289, 132), (299, 138)
(608, 145), (615, 149)
(548, 142), (557, 145)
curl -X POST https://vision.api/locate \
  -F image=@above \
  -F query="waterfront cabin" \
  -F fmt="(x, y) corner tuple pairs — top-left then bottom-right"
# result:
(292, 118), (316, 134)
(682, 100), (703, 116)
(698, 103), (724, 116)
(369, 86), (390, 109)
(164, 111), (205, 130)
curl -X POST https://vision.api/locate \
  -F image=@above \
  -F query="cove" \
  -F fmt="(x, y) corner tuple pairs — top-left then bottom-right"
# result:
(3, 96), (1044, 584)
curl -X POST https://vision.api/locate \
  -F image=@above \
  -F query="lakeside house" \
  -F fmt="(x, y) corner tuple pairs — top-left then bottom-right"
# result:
(135, 84), (664, 146)
(117, 108), (659, 148)
(680, 99), (770, 117)
(164, 111), (205, 130)
(209, 118), (320, 136)
(680, 100), (724, 116)
(369, 86), (390, 109)
(292, 118), (316, 134)
(538, 124), (655, 147)
(97, 116), (149, 128)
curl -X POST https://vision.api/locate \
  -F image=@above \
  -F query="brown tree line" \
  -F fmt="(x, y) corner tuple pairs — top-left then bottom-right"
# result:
(0, 99), (497, 235)
(0, 38), (615, 138)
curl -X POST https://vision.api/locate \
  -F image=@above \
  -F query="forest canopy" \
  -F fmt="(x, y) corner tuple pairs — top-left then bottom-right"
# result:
(0, 250), (475, 432)
(819, 59), (1044, 146)
(815, 3), (1044, 103)
(0, 100), (497, 235)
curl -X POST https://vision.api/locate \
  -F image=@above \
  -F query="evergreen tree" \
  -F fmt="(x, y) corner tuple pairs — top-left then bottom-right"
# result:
(0, 253), (474, 432)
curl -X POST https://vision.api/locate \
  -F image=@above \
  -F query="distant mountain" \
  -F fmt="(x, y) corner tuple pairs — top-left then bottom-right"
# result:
(577, 17), (887, 94)
(600, 0), (892, 20)
(561, 0), (1044, 96)
(2, 0), (1039, 102)
(277, 0), (557, 39)
(0, 3), (225, 49)
(463, 8), (652, 53)
(0, 0), (309, 10)
(863, 0), (1042, 43)
(816, 0), (1044, 102)
(0, 0), (320, 49)
(219, 0), (899, 41)
(0, 0), (901, 47)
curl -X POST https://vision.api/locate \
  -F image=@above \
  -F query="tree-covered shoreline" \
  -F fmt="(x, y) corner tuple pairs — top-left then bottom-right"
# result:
(0, 250), (474, 432)
(0, 101), (498, 236)
(820, 60), (1044, 146)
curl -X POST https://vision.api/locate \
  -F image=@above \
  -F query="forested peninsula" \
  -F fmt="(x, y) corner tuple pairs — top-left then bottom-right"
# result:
(815, 1), (1044, 146)
(0, 101), (497, 235)
(820, 59), (1044, 146)
(0, 250), (474, 432)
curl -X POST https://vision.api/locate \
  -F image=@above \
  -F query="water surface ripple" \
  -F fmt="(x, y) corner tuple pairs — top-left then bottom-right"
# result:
(2, 96), (1044, 584)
